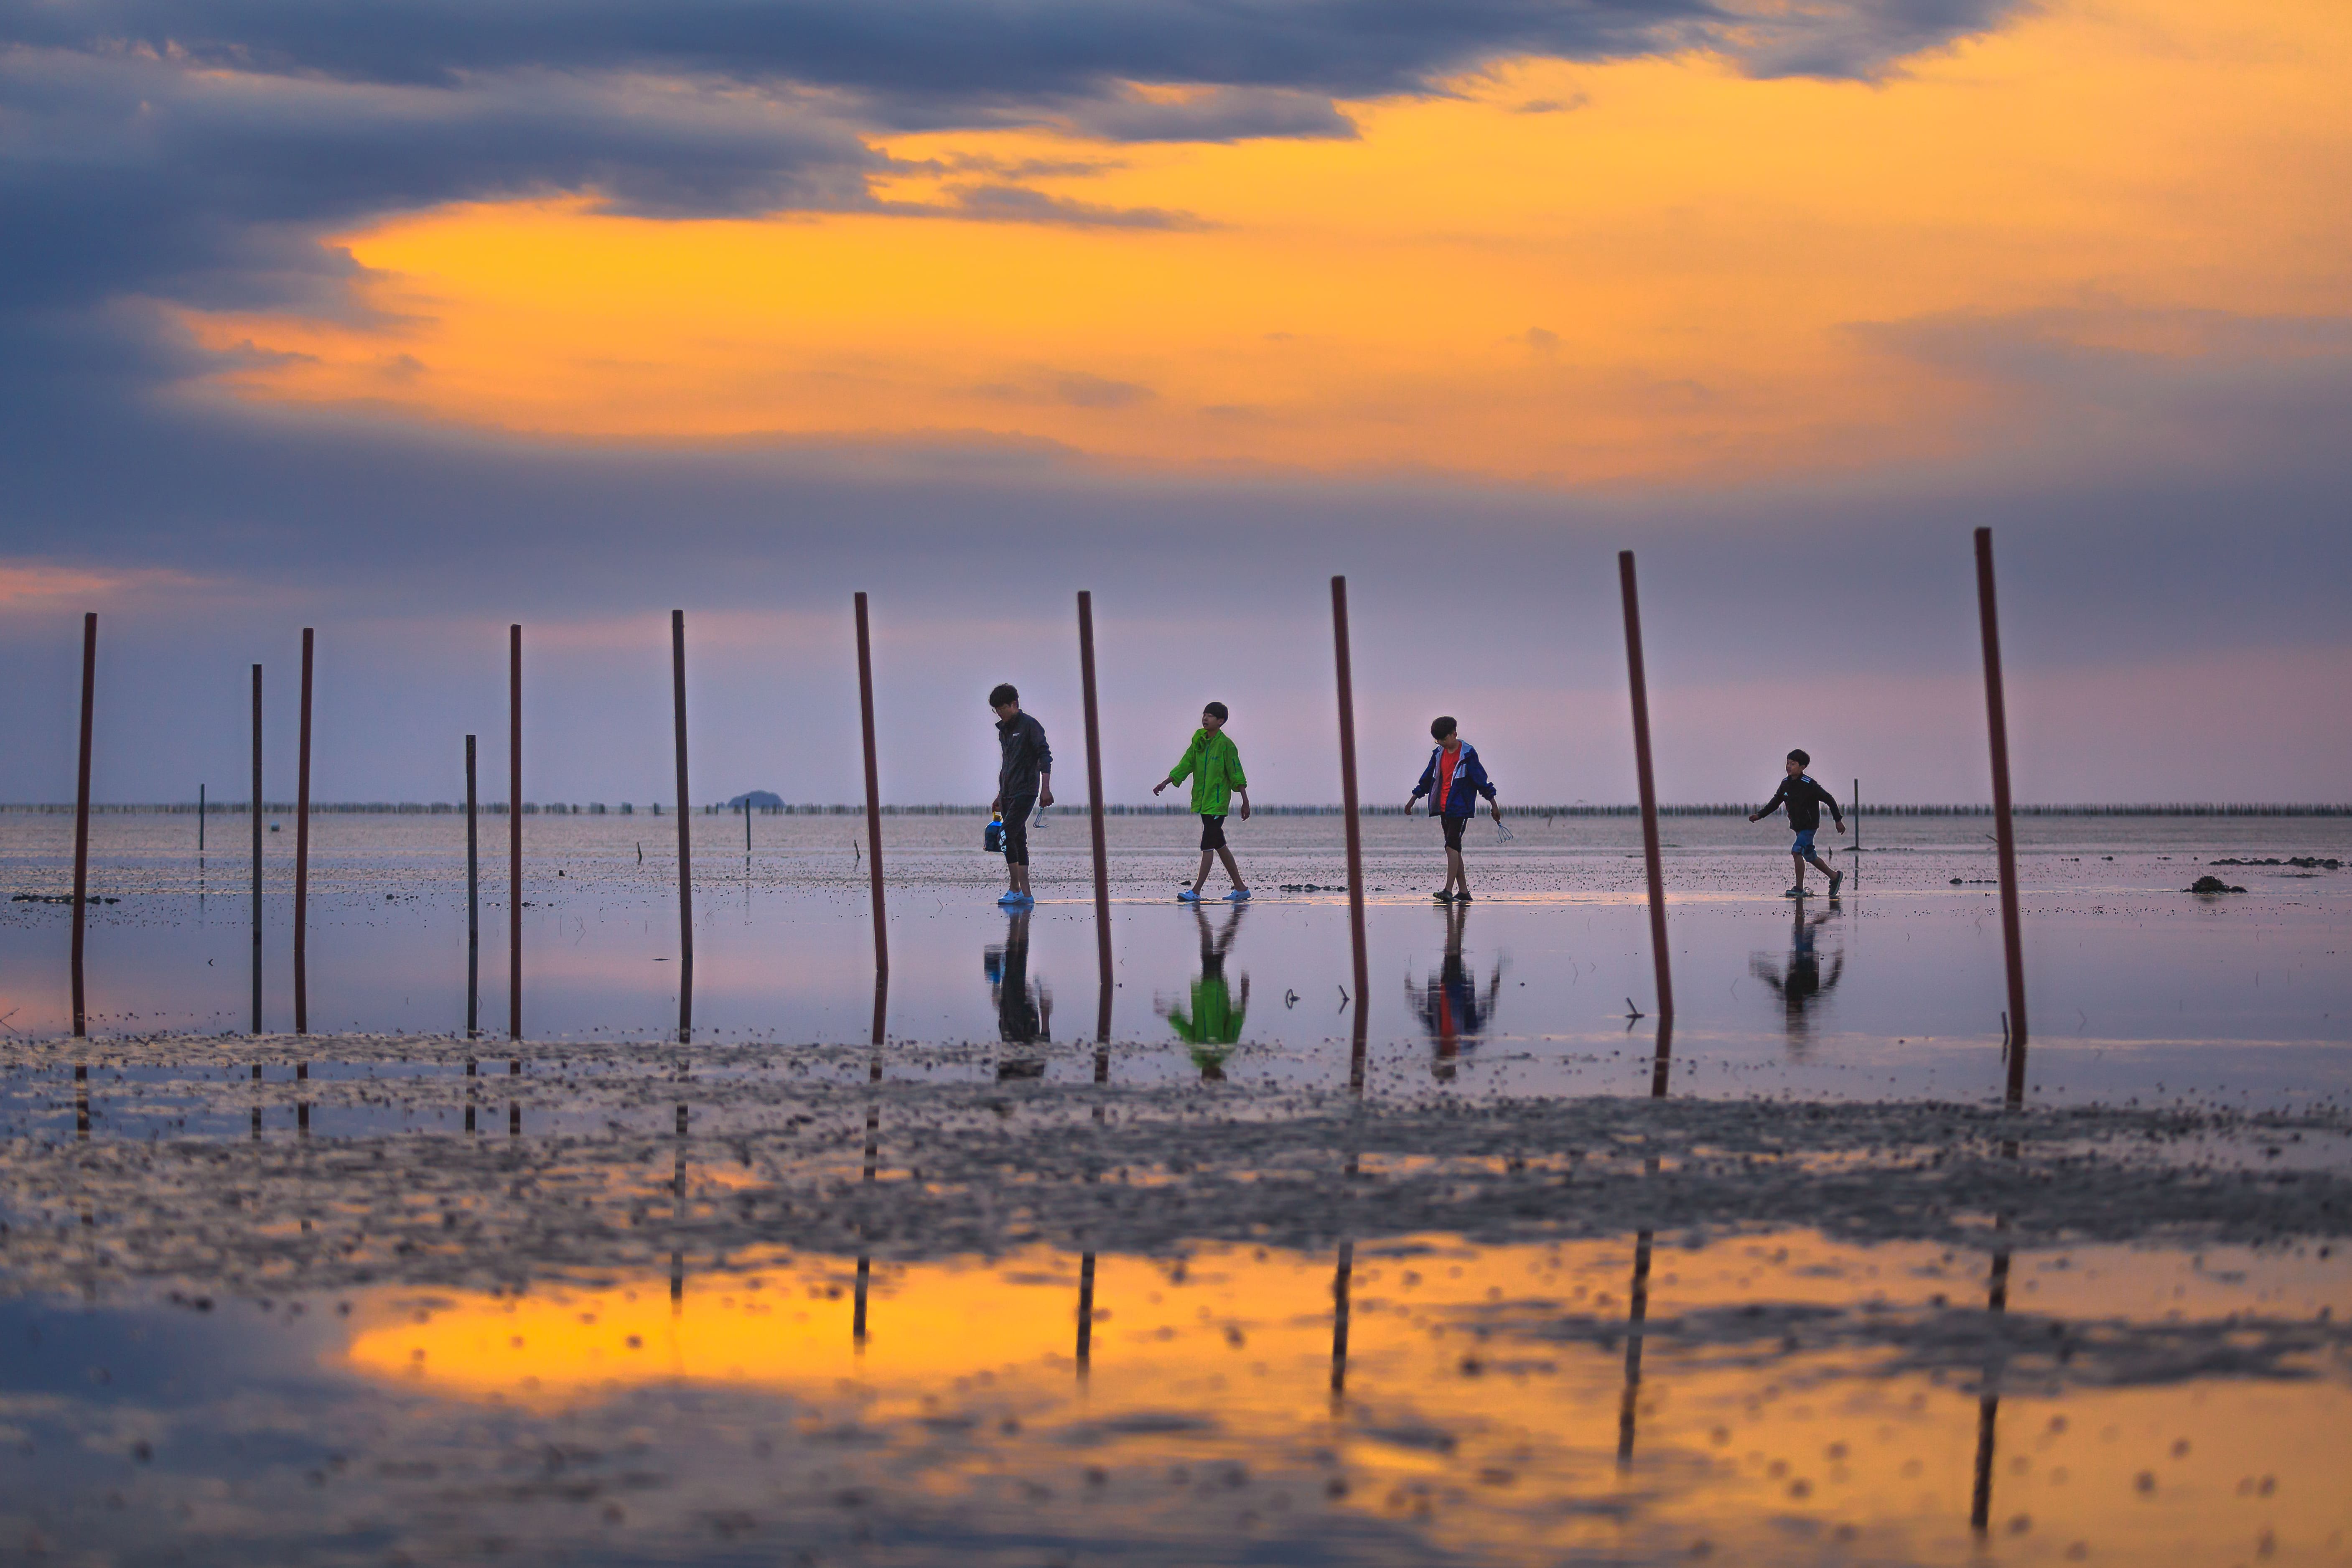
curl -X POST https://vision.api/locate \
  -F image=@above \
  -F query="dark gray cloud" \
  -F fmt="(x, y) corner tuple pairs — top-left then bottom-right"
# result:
(937, 181), (1209, 228)
(3, 1), (2021, 99)
(0, 0), (2024, 402)
(0, 48), (890, 320)
(1061, 84), (1357, 143)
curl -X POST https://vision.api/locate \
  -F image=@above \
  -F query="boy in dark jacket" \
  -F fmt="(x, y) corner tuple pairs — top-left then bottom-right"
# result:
(988, 682), (1053, 906)
(1407, 716), (1501, 903)
(1749, 748), (1844, 898)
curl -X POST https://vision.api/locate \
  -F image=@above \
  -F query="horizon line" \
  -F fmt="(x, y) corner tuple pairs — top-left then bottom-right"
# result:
(6, 802), (2347, 818)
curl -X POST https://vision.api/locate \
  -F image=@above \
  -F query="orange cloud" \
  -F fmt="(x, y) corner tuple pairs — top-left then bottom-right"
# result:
(181, 0), (2352, 485)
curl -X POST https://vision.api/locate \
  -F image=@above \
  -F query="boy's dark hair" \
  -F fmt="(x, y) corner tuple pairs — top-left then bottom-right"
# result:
(988, 683), (1019, 709)
(1203, 700), (1229, 722)
(1787, 748), (1810, 767)
(1431, 715), (1458, 742)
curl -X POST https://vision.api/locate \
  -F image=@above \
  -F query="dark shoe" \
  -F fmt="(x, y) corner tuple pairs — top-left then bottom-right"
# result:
(1453, 891), (1473, 903)
(1829, 870), (1844, 897)
(1431, 889), (1455, 902)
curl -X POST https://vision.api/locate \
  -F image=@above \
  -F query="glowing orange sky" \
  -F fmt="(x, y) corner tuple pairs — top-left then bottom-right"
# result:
(185, 0), (2352, 485)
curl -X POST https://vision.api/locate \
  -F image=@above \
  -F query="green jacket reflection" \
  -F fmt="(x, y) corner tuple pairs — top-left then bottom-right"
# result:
(1167, 728), (1248, 816)
(1168, 974), (1245, 1047)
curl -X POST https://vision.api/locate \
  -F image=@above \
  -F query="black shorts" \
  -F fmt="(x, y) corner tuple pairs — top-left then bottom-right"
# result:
(1441, 814), (1468, 851)
(1199, 814), (1227, 851)
(1002, 795), (1035, 866)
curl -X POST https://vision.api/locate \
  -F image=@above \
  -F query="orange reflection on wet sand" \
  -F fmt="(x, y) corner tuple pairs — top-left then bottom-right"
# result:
(345, 1232), (2352, 1563)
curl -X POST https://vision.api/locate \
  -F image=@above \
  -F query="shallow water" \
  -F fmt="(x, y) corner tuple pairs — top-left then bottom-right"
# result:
(4, 812), (2349, 1563)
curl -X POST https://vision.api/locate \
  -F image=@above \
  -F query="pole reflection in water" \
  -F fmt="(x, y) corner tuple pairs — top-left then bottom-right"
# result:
(985, 907), (1050, 1080)
(1748, 899), (1845, 1054)
(851, 1048), (879, 1344)
(853, 1003), (882, 1349)
(1329, 1239), (1354, 1405)
(74, 1063), (88, 1140)
(1972, 1232), (2013, 1534)
(1972, 1121), (2023, 1533)
(671, 1100), (687, 1309)
(1410, 899), (1504, 1083)
(1161, 901), (1248, 1081)
(1620, 1017), (1672, 1468)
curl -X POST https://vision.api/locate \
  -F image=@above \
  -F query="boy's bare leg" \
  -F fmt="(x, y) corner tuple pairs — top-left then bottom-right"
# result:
(1446, 847), (1469, 895)
(1790, 853), (1807, 893)
(1012, 863), (1032, 897)
(1217, 845), (1246, 891)
(1804, 850), (1835, 880)
(1193, 849), (1217, 892)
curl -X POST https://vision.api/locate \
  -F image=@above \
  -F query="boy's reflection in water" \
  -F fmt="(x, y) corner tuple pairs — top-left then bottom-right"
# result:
(984, 907), (1051, 1079)
(1409, 899), (1504, 1082)
(1159, 902), (1250, 1080)
(1747, 896), (1845, 1052)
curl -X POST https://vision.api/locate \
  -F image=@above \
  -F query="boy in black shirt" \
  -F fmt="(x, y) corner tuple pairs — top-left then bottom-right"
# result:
(988, 682), (1053, 906)
(1749, 748), (1844, 898)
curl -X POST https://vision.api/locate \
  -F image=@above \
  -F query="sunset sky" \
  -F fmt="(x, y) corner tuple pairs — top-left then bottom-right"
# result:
(3, 0), (2346, 804)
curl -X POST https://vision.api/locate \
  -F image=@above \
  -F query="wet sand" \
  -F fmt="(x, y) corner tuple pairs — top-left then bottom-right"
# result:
(3, 812), (2348, 1563)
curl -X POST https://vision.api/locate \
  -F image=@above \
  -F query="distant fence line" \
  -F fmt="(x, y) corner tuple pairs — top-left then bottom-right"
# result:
(4, 802), (2345, 818)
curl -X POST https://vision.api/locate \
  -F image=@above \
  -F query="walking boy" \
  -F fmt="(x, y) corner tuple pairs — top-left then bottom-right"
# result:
(1749, 748), (1844, 898)
(1408, 717), (1500, 902)
(988, 683), (1052, 905)
(1153, 700), (1251, 902)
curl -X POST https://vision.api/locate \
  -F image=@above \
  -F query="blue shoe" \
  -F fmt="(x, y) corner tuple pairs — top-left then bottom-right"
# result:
(1225, 888), (1252, 901)
(998, 889), (1022, 905)
(1012, 892), (1035, 906)
(1177, 888), (1202, 902)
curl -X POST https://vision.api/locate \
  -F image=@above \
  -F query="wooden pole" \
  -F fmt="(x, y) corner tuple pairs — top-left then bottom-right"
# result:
(1329, 577), (1370, 1069)
(509, 625), (521, 1041)
(199, 784), (205, 855)
(671, 610), (693, 1044)
(466, 733), (479, 1038)
(69, 613), (96, 1037)
(251, 663), (263, 1036)
(1616, 552), (1675, 1022)
(1974, 528), (2029, 1107)
(294, 627), (313, 1035)
(854, 593), (888, 978)
(1077, 591), (1113, 1042)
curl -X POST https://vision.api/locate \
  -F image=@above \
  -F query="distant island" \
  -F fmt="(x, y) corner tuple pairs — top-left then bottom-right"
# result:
(727, 790), (784, 809)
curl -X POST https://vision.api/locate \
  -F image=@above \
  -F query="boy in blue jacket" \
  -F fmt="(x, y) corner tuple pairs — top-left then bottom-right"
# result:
(1407, 716), (1501, 902)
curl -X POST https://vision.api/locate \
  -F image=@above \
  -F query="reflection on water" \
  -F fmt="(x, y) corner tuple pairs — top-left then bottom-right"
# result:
(9, 812), (2352, 1560)
(6, 1234), (2346, 1566)
(985, 906), (1051, 1078)
(1749, 896), (1847, 1052)
(1161, 901), (1249, 1080)
(1408, 900), (1505, 1082)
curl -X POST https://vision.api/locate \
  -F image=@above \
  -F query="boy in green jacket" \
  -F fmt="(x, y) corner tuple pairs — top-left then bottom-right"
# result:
(1153, 701), (1252, 902)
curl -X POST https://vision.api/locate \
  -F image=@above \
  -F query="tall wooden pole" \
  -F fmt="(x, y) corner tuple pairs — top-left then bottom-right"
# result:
(1617, 552), (1675, 1022)
(1077, 591), (1113, 1042)
(466, 733), (479, 1038)
(69, 613), (96, 1037)
(1974, 528), (2029, 1107)
(251, 663), (263, 1036)
(671, 610), (694, 1044)
(509, 625), (522, 1041)
(294, 627), (313, 1035)
(854, 593), (888, 979)
(1329, 578), (1370, 1065)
